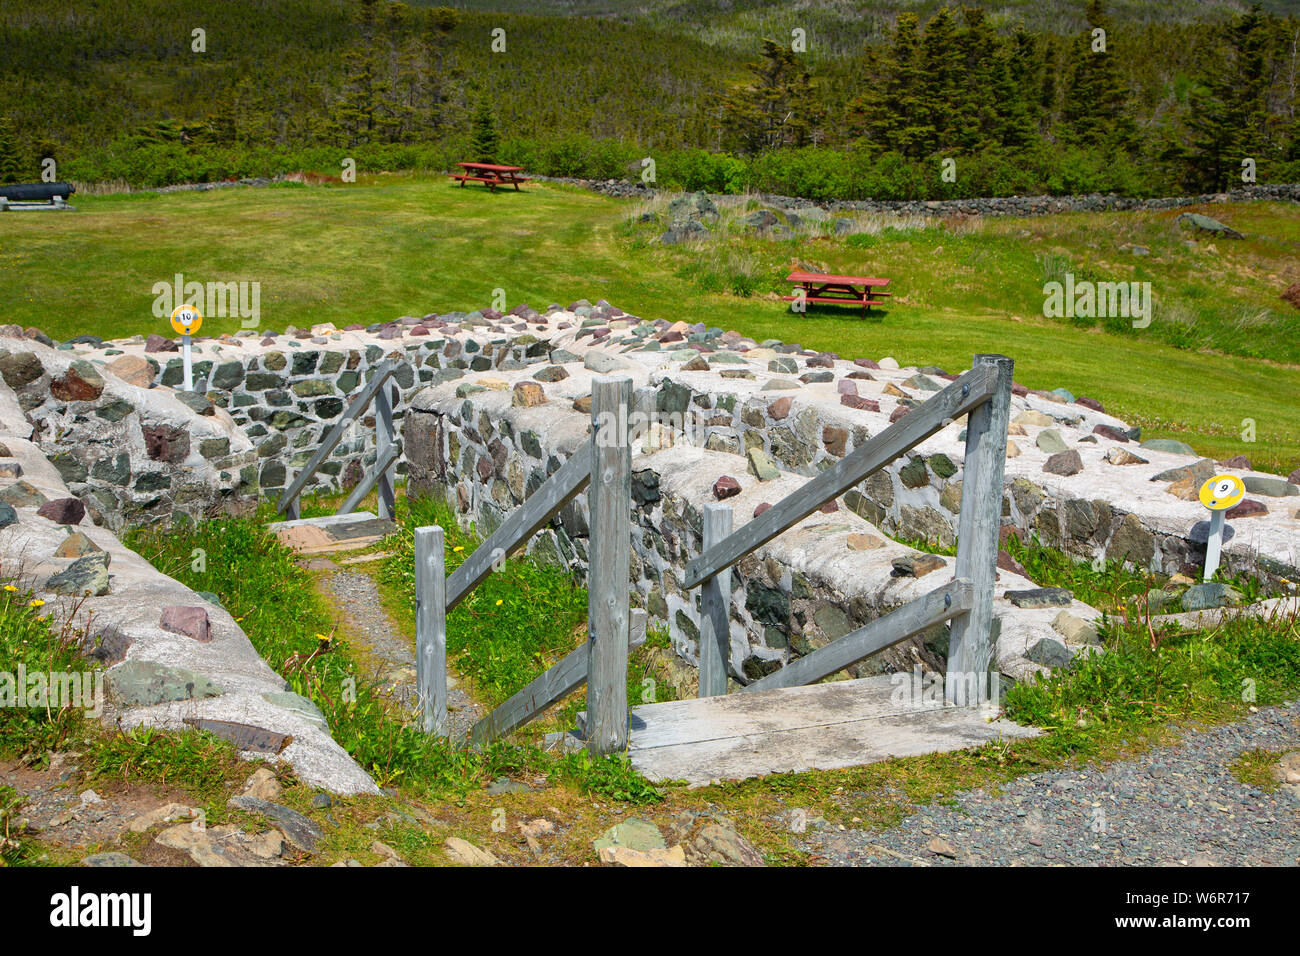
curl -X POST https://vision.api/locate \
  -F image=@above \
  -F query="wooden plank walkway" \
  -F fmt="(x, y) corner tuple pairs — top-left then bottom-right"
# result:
(267, 511), (396, 554)
(603, 675), (1038, 785)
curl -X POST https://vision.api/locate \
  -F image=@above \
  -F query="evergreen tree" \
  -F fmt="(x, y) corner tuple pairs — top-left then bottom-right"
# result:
(850, 12), (929, 157)
(1062, 0), (1137, 152)
(721, 38), (817, 154)
(469, 100), (499, 163)
(1185, 5), (1273, 190)
(918, 8), (961, 156)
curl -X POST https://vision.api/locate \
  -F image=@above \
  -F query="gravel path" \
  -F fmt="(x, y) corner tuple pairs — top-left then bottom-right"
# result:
(803, 700), (1300, 867)
(317, 565), (483, 741)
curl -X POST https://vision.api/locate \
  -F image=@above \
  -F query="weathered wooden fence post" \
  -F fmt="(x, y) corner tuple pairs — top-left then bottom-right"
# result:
(415, 525), (448, 736)
(374, 381), (397, 520)
(698, 503), (733, 697)
(946, 353), (1014, 706)
(586, 375), (633, 754)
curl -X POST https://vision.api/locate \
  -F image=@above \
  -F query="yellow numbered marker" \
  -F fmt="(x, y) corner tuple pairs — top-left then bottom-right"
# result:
(170, 303), (203, 337)
(1199, 474), (1245, 511)
(1199, 473), (1244, 582)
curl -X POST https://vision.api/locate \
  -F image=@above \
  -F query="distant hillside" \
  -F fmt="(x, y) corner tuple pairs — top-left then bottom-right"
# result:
(0, 0), (1296, 199)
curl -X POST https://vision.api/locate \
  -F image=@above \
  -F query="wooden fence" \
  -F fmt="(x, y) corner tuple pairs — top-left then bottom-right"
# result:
(414, 375), (635, 753)
(415, 353), (1013, 755)
(684, 352), (1014, 704)
(276, 359), (402, 521)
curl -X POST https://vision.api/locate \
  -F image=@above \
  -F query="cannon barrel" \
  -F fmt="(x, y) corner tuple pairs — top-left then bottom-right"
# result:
(0, 182), (76, 201)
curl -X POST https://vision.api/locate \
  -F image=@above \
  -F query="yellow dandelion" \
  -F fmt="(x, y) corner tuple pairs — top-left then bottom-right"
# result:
(3, 585), (16, 592)
(28, 599), (44, 608)
(496, 599), (503, 606)
(453, 546), (465, 553)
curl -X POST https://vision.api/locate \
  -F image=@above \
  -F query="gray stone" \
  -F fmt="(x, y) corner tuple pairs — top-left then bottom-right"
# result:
(1027, 635), (1072, 668)
(1181, 582), (1243, 611)
(1035, 429), (1068, 454)
(107, 660), (222, 707)
(227, 795), (322, 852)
(593, 819), (666, 854)
(1006, 587), (1072, 609)
(1243, 476), (1298, 498)
(46, 553), (110, 596)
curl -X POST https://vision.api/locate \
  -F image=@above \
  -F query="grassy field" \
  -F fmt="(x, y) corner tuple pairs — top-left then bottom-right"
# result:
(1, 174), (1297, 471)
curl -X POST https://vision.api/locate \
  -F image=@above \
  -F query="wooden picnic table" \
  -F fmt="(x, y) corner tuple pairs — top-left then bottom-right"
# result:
(782, 271), (891, 317)
(450, 162), (530, 191)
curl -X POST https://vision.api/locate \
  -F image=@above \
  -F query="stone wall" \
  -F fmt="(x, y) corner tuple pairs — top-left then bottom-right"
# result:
(0, 372), (377, 794)
(4, 299), (1295, 687)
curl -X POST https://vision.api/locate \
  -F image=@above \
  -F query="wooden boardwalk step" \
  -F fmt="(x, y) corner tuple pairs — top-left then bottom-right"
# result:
(580, 675), (1037, 785)
(267, 511), (397, 555)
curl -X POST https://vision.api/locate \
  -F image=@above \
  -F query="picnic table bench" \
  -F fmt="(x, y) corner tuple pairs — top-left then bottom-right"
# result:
(450, 162), (530, 191)
(782, 271), (891, 317)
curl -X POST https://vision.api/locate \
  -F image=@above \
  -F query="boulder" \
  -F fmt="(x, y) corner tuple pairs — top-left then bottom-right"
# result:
(107, 354), (156, 388)
(50, 360), (105, 401)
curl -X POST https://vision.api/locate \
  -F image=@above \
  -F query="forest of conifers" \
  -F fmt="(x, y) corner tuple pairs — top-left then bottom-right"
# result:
(0, 0), (1297, 197)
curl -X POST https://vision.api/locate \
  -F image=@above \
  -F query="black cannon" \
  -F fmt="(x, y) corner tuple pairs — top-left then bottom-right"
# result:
(0, 182), (76, 201)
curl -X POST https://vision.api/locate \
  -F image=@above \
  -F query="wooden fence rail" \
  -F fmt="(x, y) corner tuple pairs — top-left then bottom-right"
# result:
(277, 359), (403, 520)
(417, 375), (634, 755)
(419, 353), (1011, 760)
(689, 354), (1013, 706)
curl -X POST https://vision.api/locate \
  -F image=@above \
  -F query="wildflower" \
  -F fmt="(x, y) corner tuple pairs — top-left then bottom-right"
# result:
(453, 546), (465, 553)
(28, 599), (44, 608)
(496, 599), (503, 606)
(3, 585), (15, 592)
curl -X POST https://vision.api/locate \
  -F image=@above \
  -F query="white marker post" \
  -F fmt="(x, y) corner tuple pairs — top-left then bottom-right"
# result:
(1198, 474), (1245, 582)
(169, 304), (203, 392)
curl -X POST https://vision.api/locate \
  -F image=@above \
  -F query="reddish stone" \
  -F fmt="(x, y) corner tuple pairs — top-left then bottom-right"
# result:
(1225, 499), (1267, 520)
(50, 362), (105, 402)
(145, 333), (178, 353)
(1289, 467), (1300, 485)
(767, 397), (793, 420)
(660, 331), (684, 344)
(1093, 424), (1129, 443)
(997, 549), (1028, 578)
(842, 395), (880, 412)
(713, 476), (741, 500)
(410, 326), (428, 336)
(37, 497), (85, 525)
(1076, 396), (1105, 412)
(836, 379), (858, 396)
(160, 605), (212, 643)
(1011, 382), (1028, 396)
(1217, 455), (1251, 470)
(476, 457), (494, 482)
(822, 426), (848, 457)
(1043, 449), (1084, 476)
(847, 370), (875, 381)
(806, 354), (834, 368)
(853, 358), (880, 370)
(753, 502), (772, 517)
(819, 500), (839, 513)
(142, 424), (189, 463)
(889, 405), (909, 422)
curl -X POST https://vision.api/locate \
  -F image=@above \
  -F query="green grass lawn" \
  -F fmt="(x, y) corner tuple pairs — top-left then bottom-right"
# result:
(2, 173), (1298, 472)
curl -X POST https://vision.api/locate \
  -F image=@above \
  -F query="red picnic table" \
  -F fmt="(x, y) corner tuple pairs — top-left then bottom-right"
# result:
(450, 162), (530, 191)
(782, 271), (891, 317)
